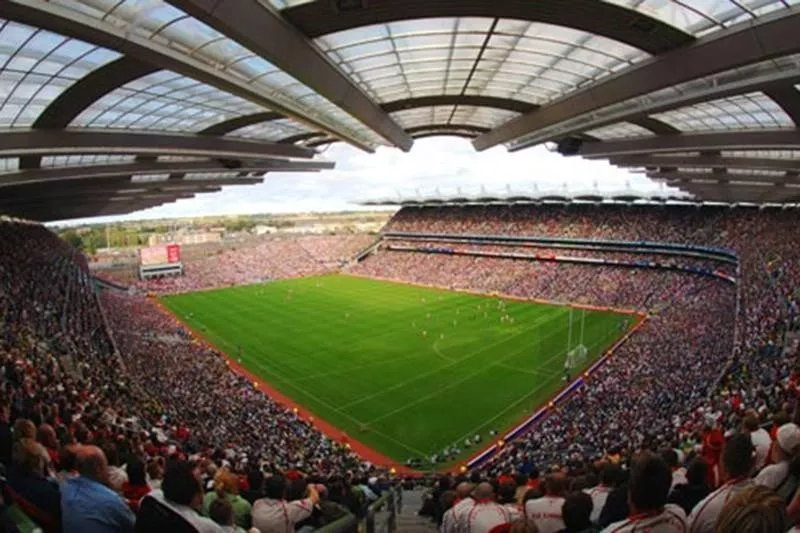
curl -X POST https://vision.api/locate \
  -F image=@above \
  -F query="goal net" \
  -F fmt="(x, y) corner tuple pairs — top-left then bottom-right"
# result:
(564, 343), (588, 371)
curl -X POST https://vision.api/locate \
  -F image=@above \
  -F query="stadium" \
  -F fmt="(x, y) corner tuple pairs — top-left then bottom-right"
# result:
(2, 1), (800, 533)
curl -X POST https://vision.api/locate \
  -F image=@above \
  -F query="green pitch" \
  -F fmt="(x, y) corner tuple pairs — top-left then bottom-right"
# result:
(160, 275), (631, 466)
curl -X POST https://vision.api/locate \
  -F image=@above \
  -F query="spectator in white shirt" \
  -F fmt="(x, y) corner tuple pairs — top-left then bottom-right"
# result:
(711, 484), (789, 533)
(687, 433), (755, 533)
(525, 474), (566, 533)
(601, 454), (687, 533)
(251, 475), (318, 533)
(443, 482), (475, 533)
(743, 411), (772, 471)
(463, 482), (513, 533)
(754, 422), (800, 495)
(585, 464), (618, 523)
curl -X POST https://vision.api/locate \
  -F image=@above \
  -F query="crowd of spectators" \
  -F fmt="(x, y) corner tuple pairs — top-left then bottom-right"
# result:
(1, 200), (800, 532)
(138, 235), (373, 294)
(0, 220), (386, 532)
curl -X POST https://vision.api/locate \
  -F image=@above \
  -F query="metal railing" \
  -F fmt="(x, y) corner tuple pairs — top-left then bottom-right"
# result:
(312, 487), (403, 533)
(365, 486), (402, 533)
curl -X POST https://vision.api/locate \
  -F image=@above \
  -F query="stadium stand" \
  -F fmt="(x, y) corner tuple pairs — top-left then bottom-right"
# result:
(138, 234), (374, 294)
(1, 200), (800, 532)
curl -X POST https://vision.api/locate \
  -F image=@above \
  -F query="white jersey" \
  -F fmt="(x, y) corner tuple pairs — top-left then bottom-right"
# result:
(463, 501), (514, 533)
(585, 485), (612, 523)
(251, 497), (314, 533)
(687, 479), (753, 533)
(754, 460), (789, 490)
(451, 497), (476, 533)
(441, 506), (458, 533)
(750, 428), (772, 470)
(601, 504), (687, 533)
(524, 496), (565, 533)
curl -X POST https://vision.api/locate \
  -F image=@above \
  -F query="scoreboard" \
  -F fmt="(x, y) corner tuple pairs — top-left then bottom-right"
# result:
(139, 244), (183, 279)
(139, 244), (181, 266)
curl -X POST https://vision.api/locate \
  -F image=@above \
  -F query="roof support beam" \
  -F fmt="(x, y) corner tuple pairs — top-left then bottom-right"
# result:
(577, 131), (800, 158)
(284, 0), (692, 54)
(474, 7), (800, 150)
(648, 171), (795, 185)
(0, 185), (224, 207)
(166, 0), (412, 151)
(0, 130), (318, 160)
(381, 95), (537, 115)
(198, 112), (285, 136)
(0, 160), (331, 188)
(764, 86), (800, 126)
(20, 56), (159, 170)
(406, 124), (490, 136)
(3, 0), (375, 151)
(611, 154), (800, 172)
(279, 132), (328, 145)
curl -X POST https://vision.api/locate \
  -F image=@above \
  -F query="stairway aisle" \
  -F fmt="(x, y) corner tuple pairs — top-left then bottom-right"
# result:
(395, 489), (438, 533)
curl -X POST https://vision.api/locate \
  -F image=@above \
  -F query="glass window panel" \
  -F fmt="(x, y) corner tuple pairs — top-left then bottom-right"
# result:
(0, 21), (121, 128)
(73, 70), (265, 131)
(652, 91), (794, 132)
(46, 1), (381, 148)
(0, 158), (19, 173)
(603, 0), (794, 36)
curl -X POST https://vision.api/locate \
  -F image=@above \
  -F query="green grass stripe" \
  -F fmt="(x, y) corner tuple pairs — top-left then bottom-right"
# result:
(161, 275), (631, 465)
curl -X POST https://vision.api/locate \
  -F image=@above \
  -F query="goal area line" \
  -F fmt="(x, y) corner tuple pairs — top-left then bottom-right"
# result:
(152, 276), (647, 475)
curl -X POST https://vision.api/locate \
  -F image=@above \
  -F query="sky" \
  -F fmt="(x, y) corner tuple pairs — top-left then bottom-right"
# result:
(53, 136), (681, 226)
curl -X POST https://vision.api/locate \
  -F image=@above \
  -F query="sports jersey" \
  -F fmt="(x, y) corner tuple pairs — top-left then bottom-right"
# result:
(524, 496), (565, 533)
(585, 485), (612, 523)
(687, 478), (752, 533)
(601, 504), (687, 533)
(251, 496), (314, 533)
(463, 500), (513, 533)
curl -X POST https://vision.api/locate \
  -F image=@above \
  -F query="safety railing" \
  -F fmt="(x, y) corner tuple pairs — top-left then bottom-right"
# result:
(365, 486), (402, 533)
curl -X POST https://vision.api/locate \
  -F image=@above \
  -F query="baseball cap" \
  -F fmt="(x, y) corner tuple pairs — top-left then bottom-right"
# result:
(777, 423), (800, 453)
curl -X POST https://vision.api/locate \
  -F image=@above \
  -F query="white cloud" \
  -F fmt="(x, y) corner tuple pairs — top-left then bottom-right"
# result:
(52, 137), (676, 225)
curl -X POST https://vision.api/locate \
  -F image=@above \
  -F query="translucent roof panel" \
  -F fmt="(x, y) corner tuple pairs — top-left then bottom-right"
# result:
(0, 19), (120, 128)
(72, 70), (264, 131)
(386, 105), (518, 131)
(720, 150), (800, 159)
(604, 0), (798, 37)
(227, 118), (316, 142)
(40, 154), (137, 168)
(672, 167), (787, 177)
(48, 0), (382, 147)
(651, 92), (794, 132)
(585, 122), (657, 140)
(266, 0), (315, 9)
(0, 158), (19, 174)
(184, 172), (242, 181)
(131, 174), (170, 183)
(156, 155), (211, 163)
(316, 17), (648, 106)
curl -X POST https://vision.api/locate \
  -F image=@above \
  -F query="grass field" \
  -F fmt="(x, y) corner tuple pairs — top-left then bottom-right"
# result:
(161, 275), (632, 466)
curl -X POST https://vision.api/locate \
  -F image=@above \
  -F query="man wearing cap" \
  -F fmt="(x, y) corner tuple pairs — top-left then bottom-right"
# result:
(754, 422), (800, 497)
(687, 433), (754, 533)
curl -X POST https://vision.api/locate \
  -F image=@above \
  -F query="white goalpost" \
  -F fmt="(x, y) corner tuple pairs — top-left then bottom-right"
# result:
(564, 307), (588, 373)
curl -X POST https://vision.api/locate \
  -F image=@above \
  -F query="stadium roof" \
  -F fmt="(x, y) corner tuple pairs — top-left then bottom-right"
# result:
(2, 0), (800, 220)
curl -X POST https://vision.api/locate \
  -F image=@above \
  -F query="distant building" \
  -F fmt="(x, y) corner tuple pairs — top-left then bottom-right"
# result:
(149, 231), (222, 246)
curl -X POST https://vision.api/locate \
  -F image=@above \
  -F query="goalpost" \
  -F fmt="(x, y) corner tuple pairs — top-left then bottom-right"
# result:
(564, 307), (588, 374)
